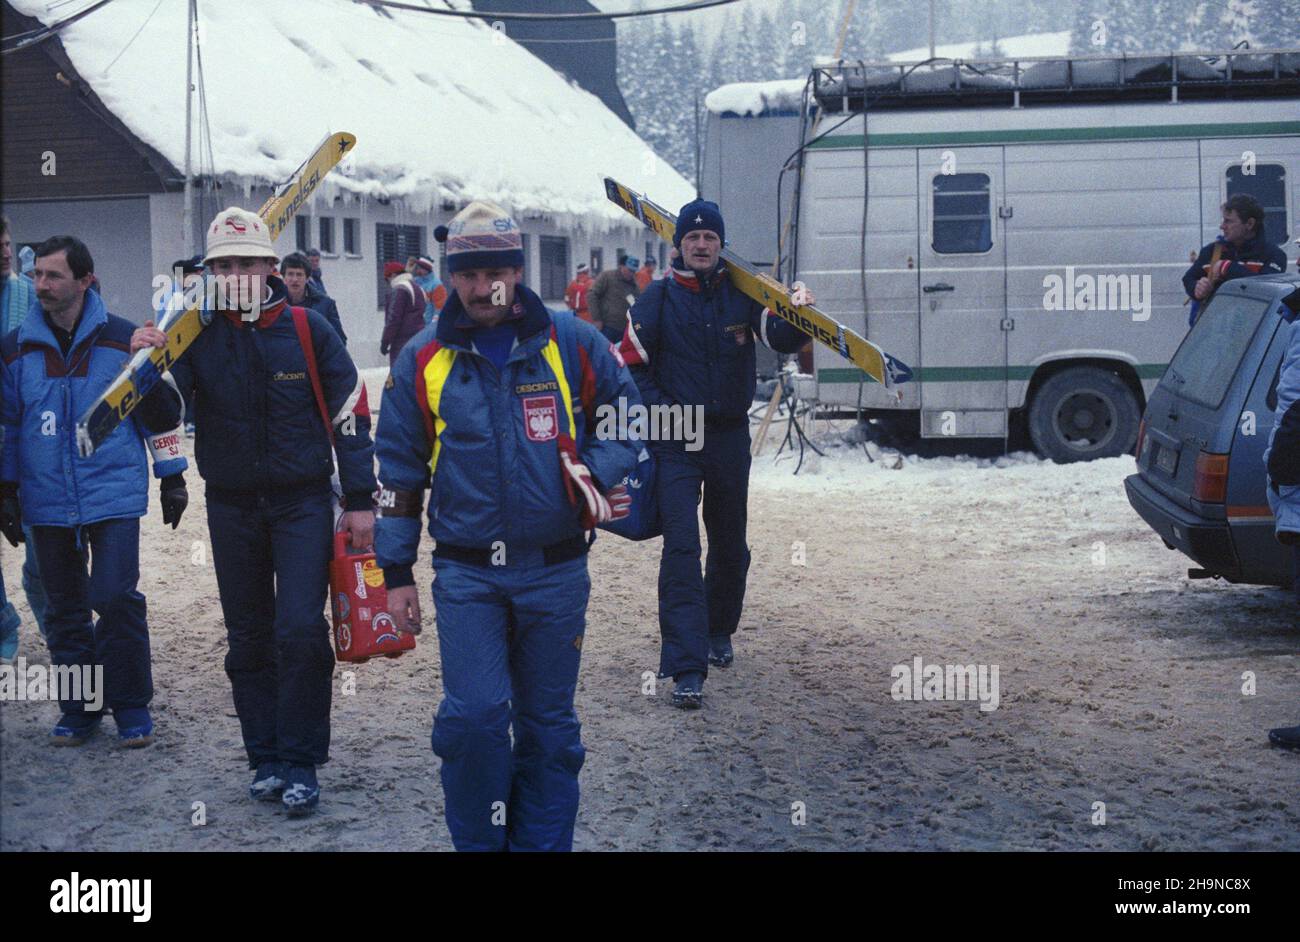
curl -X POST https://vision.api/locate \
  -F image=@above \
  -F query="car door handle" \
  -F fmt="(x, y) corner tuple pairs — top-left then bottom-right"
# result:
(923, 283), (955, 293)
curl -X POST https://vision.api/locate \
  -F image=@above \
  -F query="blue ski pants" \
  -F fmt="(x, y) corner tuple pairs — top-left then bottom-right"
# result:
(207, 487), (335, 769)
(654, 421), (752, 680)
(429, 553), (589, 852)
(30, 518), (151, 717)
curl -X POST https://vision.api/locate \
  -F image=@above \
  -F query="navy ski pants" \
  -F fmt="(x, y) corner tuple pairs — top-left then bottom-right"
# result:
(207, 486), (335, 769)
(30, 518), (151, 718)
(429, 553), (589, 852)
(655, 421), (752, 680)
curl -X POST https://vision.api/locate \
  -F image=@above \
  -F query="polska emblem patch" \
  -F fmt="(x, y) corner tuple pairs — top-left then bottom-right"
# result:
(523, 395), (558, 442)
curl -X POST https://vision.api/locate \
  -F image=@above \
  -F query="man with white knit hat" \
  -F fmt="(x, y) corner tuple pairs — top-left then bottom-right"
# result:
(132, 206), (376, 817)
(374, 200), (642, 851)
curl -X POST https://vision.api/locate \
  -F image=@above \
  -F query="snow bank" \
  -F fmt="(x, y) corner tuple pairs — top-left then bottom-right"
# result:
(750, 435), (1136, 499)
(12, 0), (693, 226)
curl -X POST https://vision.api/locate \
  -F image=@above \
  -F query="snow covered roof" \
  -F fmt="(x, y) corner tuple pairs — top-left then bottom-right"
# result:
(704, 78), (806, 117)
(11, 0), (693, 226)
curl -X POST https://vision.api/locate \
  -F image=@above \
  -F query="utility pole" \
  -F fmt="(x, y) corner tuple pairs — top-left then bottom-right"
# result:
(182, 0), (195, 257)
(929, 0), (936, 60)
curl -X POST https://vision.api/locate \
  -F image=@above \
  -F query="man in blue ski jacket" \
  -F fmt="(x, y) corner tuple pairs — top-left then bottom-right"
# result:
(0, 236), (188, 746)
(132, 207), (376, 816)
(619, 199), (811, 708)
(375, 200), (641, 851)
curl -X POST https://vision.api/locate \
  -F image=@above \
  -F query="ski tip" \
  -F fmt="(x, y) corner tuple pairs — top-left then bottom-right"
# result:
(885, 354), (914, 386)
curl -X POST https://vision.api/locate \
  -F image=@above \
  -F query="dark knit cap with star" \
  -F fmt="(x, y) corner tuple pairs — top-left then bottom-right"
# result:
(673, 199), (725, 248)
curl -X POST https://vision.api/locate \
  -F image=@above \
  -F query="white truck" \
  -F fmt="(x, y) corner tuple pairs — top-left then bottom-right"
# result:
(702, 49), (1300, 460)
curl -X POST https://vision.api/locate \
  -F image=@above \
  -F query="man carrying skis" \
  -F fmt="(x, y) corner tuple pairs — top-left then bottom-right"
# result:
(619, 199), (812, 708)
(375, 200), (641, 851)
(1, 236), (188, 745)
(131, 206), (376, 816)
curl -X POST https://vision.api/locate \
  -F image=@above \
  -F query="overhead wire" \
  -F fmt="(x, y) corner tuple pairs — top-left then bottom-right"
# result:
(1, 0), (120, 55)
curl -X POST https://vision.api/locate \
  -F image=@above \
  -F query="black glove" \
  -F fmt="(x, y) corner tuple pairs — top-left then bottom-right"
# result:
(0, 486), (23, 547)
(160, 474), (188, 530)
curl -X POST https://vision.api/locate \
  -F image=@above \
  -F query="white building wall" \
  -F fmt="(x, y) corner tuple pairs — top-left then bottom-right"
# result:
(2, 196), (156, 325)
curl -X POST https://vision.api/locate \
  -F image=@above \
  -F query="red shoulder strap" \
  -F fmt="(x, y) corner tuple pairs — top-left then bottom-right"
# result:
(290, 306), (335, 449)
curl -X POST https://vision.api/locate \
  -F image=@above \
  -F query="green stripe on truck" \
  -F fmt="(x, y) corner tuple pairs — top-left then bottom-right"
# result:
(809, 121), (1300, 150)
(818, 364), (1169, 383)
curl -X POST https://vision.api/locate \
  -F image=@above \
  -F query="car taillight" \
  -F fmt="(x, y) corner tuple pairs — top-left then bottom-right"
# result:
(1192, 451), (1229, 503)
(1135, 418), (1146, 459)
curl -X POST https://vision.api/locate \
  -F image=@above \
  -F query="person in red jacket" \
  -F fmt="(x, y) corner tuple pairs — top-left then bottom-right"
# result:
(564, 263), (593, 325)
(635, 256), (657, 292)
(381, 260), (424, 366)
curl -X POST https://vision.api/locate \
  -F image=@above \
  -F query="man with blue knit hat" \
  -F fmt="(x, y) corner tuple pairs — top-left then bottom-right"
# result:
(619, 199), (812, 709)
(375, 199), (642, 851)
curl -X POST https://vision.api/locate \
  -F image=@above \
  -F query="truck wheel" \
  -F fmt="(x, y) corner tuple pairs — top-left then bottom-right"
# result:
(1028, 367), (1140, 463)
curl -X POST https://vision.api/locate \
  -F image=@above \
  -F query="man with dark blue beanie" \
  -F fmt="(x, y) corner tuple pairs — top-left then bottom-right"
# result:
(619, 199), (811, 708)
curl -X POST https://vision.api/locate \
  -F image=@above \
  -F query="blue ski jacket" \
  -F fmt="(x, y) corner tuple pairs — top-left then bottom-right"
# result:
(298, 280), (348, 347)
(168, 276), (376, 508)
(0, 291), (187, 527)
(619, 261), (808, 423)
(374, 283), (642, 588)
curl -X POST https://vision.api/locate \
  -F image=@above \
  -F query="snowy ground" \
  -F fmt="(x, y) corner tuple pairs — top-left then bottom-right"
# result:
(2, 414), (1297, 851)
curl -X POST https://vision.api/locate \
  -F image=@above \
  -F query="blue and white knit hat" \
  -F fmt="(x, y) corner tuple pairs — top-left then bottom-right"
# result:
(433, 200), (525, 273)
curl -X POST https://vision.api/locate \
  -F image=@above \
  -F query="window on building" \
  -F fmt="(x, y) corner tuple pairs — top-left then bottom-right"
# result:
(295, 216), (310, 252)
(645, 241), (655, 267)
(932, 173), (992, 254)
(1226, 164), (1289, 245)
(539, 236), (569, 301)
(374, 223), (424, 307)
(616, 248), (627, 267)
(319, 217), (335, 255)
(343, 218), (359, 255)
(590, 248), (604, 274)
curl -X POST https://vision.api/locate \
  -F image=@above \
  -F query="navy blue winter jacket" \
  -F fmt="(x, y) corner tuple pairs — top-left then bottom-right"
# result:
(168, 276), (375, 508)
(1182, 234), (1288, 300)
(298, 281), (348, 347)
(619, 261), (808, 423)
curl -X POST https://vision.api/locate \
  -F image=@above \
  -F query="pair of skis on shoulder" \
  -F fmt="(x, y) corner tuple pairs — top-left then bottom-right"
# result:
(76, 132), (356, 457)
(603, 177), (913, 390)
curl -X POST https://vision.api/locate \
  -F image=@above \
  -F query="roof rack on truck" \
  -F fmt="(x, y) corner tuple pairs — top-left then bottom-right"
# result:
(812, 48), (1300, 112)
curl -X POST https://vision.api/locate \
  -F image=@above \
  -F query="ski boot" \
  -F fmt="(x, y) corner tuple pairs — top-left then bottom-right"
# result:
(282, 766), (320, 817)
(672, 671), (704, 710)
(708, 635), (734, 668)
(1268, 725), (1300, 752)
(250, 761), (288, 801)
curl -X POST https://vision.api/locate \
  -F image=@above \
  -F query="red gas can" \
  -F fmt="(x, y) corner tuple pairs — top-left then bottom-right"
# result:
(329, 533), (416, 662)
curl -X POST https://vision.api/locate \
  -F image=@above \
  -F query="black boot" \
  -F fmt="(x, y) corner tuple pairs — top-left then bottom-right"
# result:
(1268, 725), (1300, 751)
(708, 635), (734, 668)
(672, 671), (704, 710)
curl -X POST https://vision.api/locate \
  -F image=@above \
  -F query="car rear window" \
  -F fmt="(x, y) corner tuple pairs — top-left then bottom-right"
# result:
(1160, 293), (1273, 409)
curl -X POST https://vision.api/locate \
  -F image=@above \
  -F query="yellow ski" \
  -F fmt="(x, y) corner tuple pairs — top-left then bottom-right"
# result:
(77, 132), (356, 457)
(603, 177), (912, 389)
